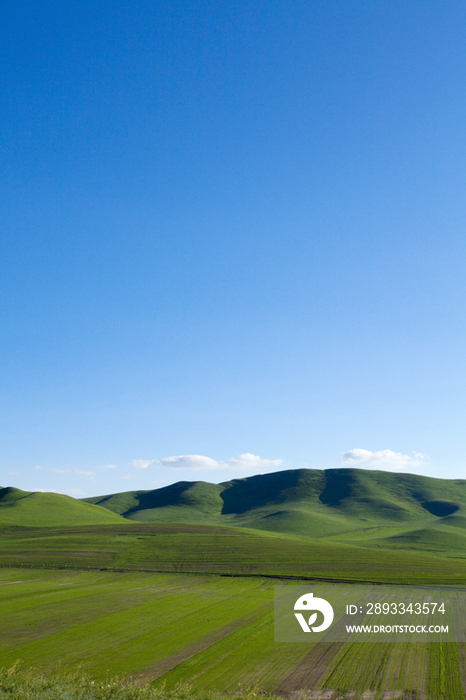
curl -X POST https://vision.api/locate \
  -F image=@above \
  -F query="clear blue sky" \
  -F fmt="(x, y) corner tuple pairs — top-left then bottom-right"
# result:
(1, 0), (465, 496)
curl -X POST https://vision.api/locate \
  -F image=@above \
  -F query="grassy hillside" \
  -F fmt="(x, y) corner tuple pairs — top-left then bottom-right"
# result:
(3, 470), (466, 698)
(0, 487), (126, 527)
(82, 468), (466, 554)
(4, 466), (466, 563)
(84, 481), (225, 523)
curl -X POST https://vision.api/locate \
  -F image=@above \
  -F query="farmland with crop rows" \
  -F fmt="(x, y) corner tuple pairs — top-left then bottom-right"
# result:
(0, 567), (464, 699)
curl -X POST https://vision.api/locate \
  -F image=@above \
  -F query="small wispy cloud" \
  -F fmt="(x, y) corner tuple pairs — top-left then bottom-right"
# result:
(8, 472), (21, 476)
(341, 449), (427, 472)
(46, 468), (95, 481)
(100, 464), (118, 470)
(121, 474), (133, 480)
(131, 459), (157, 470)
(226, 453), (283, 469)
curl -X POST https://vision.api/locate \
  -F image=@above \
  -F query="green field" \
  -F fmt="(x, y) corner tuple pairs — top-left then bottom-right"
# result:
(3, 467), (466, 698)
(1, 567), (464, 699)
(2, 522), (466, 584)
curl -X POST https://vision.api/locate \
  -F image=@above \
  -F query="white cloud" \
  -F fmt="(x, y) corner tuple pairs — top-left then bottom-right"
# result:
(131, 459), (157, 470)
(160, 454), (220, 470)
(121, 474), (133, 480)
(341, 449), (427, 472)
(8, 472), (21, 476)
(100, 464), (118, 470)
(35, 465), (41, 470)
(158, 453), (282, 471)
(226, 453), (283, 469)
(74, 469), (95, 481)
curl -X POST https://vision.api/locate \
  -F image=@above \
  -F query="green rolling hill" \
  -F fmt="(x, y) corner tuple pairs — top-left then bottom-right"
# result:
(2, 469), (466, 696)
(1, 468), (466, 581)
(0, 486), (126, 526)
(82, 467), (466, 554)
(3, 467), (466, 558)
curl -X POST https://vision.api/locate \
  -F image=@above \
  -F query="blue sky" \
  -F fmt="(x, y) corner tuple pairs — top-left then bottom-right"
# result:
(1, 0), (466, 497)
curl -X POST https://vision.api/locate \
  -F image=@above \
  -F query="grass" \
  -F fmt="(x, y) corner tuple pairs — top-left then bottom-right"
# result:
(2, 522), (466, 584)
(0, 488), (125, 527)
(0, 664), (278, 700)
(4, 467), (466, 697)
(6, 468), (466, 558)
(0, 569), (288, 680)
(81, 468), (466, 549)
(0, 569), (464, 699)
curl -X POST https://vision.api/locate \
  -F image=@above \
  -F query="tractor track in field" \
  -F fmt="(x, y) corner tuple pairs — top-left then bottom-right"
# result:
(0, 563), (393, 584)
(219, 573), (389, 585)
(274, 641), (345, 696)
(275, 604), (368, 696)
